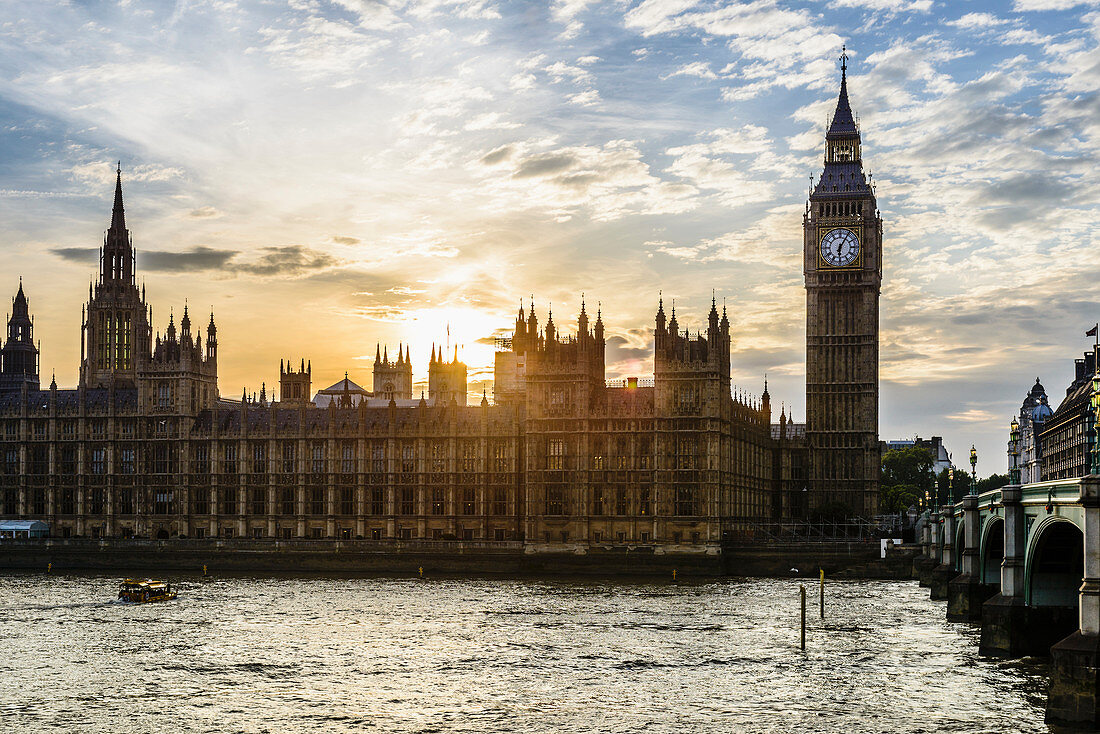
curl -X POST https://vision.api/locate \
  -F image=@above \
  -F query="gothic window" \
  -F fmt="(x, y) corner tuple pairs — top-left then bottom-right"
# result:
(639, 487), (651, 516)
(462, 487), (475, 515)
(88, 488), (104, 515)
(400, 443), (414, 473)
(122, 315), (131, 370)
(153, 444), (171, 474)
(371, 443), (385, 473)
(677, 437), (697, 470)
(155, 490), (174, 515)
(616, 488), (628, 516)
(192, 444), (210, 474)
(281, 488), (295, 515)
(592, 486), (604, 515)
(431, 488), (445, 515)
(340, 487), (353, 515)
(91, 448), (106, 475)
(491, 489), (506, 516)
(369, 487), (384, 516)
(119, 488), (134, 517)
(311, 442), (325, 474)
(281, 442), (296, 473)
(157, 383), (170, 408)
(252, 442), (266, 474)
(493, 442), (508, 472)
(60, 447), (77, 475)
(194, 489), (210, 516)
(310, 488), (324, 515)
(121, 447), (135, 475)
(675, 487), (695, 516)
(400, 488), (415, 515)
(547, 439), (565, 470)
(60, 488), (75, 515)
(341, 442), (355, 473)
(431, 443), (445, 474)
(29, 446), (47, 475)
(3, 449), (17, 475)
(218, 487), (236, 515)
(462, 441), (478, 473)
(677, 386), (698, 411)
(545, 487), (564, 515)
(222, 444), (237, 474)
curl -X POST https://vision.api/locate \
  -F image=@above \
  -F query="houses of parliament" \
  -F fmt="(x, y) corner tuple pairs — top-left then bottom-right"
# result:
(0, 65), (881, 550)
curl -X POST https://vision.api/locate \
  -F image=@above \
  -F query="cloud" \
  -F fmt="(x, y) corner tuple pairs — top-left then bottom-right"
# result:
(51, 245), (338, 277)
(188, 206), (221, 219)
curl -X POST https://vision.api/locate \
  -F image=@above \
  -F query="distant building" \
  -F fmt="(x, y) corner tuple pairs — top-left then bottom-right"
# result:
(1018, 378), (1052, 484)
(883, 436), (952, 476)
(1041, 349), (1097, 481)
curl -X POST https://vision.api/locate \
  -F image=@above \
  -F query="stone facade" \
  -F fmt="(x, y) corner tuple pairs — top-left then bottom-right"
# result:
(803, 57), (882, 517)
(0, 70), (881, 545)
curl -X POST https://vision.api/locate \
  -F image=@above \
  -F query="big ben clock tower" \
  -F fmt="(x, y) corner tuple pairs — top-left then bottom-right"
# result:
(804, 50), (881, 518)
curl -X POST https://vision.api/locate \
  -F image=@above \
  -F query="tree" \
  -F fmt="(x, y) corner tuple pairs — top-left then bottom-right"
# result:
(881, 447), (935, 510)
(975, 473), (1010, 494)
(936, 467), (971, 504)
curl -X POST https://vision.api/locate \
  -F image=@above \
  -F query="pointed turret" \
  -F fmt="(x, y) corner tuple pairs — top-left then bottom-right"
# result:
(0, 279), (39, 392)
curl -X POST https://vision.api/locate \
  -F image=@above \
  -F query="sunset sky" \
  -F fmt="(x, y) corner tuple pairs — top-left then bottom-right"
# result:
(0, 0), (1098, 473)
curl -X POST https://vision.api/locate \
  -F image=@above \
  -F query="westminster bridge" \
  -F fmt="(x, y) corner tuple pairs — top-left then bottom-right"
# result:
(914, 475), (1100, 725)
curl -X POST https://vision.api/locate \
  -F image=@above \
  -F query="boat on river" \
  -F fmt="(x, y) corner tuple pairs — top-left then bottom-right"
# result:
(118, 579), (177, 603)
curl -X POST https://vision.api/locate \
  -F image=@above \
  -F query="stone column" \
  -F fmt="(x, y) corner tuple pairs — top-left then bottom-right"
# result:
(941, 507), (955, 568)
(961, 495), (980, 577)
(930, 511), (941, 564)
(931, 507), (956, 600)
(1001, 486), (1026, 598)
(1048, 476), (1100, 725)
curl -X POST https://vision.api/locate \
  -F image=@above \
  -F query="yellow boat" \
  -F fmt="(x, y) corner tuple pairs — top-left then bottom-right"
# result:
(118, 578), (177, 603)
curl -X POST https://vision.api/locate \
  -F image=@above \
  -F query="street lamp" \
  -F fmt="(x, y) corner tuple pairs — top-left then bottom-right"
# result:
(970, 445), (978, 494)
(1009, 417), (1021, 486)
(948, 465), (955, 503)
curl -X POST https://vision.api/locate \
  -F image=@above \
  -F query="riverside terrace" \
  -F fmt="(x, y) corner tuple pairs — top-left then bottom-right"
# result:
(913, 475), (1100, 725)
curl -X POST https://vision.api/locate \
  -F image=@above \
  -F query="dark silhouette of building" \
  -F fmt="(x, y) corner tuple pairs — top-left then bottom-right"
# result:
(803, 50), (882, 517)
(0, 61), (886, 544)
(0, 281), (39, 393)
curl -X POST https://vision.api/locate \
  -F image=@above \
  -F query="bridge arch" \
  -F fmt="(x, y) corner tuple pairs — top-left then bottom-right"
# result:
(1025, 517), (1083, 607)
(954, 521), (964, 572)
(980, 516), (1004, 586)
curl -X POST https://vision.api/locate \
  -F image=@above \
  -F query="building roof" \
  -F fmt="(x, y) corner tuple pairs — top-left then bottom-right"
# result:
(0, 520), (49, 531)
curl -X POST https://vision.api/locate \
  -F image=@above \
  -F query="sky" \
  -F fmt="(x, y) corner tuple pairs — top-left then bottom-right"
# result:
(0, 0), (1098, 475)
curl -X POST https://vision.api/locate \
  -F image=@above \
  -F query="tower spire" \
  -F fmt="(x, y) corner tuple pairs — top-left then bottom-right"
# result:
(110, 162), (126, 233)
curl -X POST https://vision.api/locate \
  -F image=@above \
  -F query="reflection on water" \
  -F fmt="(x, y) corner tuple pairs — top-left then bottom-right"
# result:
(0, 574), (1052, 733)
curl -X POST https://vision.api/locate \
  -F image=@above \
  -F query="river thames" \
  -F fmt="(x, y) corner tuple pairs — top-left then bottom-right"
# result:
(0, 574), (1054, 732)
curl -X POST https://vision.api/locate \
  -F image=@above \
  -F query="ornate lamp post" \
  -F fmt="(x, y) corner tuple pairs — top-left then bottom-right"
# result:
(948, 465), (955, 503)
(1009, 418), (1021, 486)
(970, 445), (978, 494)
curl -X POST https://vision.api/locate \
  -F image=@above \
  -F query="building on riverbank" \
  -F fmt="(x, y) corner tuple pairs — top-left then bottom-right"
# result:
(0, 67), (895, 548)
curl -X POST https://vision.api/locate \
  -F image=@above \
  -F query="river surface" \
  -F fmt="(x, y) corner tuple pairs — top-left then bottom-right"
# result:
(0, 574), (1059, 733)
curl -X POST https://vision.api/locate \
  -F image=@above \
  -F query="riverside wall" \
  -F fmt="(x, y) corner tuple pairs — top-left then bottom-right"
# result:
(0, 539), (911, 579)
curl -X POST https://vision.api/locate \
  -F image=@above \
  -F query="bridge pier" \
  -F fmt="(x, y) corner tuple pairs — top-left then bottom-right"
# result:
(980, 485), (1036, 656)
(1048, 476), (1100, 725)
(948, 495), (996, 621)
(917, 511), (940, 588)
(930, 505), (956, 601)
(912, 510), (935, 581)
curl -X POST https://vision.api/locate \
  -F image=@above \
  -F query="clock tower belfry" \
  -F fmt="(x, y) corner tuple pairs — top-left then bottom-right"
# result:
(803, 50), (881, 518)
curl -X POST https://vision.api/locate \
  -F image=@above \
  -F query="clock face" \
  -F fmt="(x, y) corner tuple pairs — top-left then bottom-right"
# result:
(820, 227), (860, 267)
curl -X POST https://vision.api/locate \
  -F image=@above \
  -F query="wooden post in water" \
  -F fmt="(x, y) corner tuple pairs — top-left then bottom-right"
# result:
(800, 584), (806, 651)
(819, 568), (825, 620)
